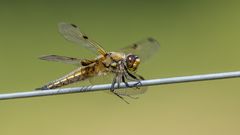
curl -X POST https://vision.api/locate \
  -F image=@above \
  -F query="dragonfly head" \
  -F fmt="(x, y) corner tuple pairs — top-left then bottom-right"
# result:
(125, 54), (140, 71)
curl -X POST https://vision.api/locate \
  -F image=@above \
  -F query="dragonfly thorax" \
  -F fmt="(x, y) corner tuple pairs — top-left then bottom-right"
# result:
(101, 52), (125, 68)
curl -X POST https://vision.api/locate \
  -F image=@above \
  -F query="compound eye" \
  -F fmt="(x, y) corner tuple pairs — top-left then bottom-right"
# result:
(127, 55), (135, 66)
(126, 55), (140, 71)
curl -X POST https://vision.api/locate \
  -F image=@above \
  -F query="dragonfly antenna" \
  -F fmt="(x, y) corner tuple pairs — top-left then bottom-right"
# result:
(0, 71), (240, 100)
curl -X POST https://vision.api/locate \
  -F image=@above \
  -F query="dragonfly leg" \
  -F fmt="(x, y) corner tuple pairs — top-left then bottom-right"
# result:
(110, 76), (117, 91)
(136, 74), (145, 80)
(134, 74), (145, 88)
(116, 75), (121, 88)
(123, 73), (140, 89)
(123, 65), (144, 88)
(124, 73), (136, 82)
(122, 74), (130, 87)
(112, 91), (130, 104)
(125, 70), (143, 89)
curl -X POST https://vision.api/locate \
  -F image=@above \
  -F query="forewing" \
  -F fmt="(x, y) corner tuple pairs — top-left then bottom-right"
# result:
(119, 37), (160, 62)
(39, 55), (82, 65)
(58, 22), (107, 55)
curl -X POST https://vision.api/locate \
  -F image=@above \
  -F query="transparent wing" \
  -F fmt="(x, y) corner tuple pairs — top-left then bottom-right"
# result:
(58, 22), (107, 55)
(39, 55), (82, 65)
(115, 87), (147, 96)
(89, 72), (147, 96)
(88, 72), (114, 85)
(119, 37), (160, 62)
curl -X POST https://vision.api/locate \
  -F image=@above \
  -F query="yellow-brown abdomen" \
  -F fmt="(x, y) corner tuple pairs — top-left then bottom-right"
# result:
(36, 64), (96, 90)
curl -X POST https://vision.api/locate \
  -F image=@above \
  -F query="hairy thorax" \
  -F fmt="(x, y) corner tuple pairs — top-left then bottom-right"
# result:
(96, 52), (126, 74)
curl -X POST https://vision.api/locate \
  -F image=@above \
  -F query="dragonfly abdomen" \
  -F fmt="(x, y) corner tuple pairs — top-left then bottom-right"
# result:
(36, 65), (96, 90)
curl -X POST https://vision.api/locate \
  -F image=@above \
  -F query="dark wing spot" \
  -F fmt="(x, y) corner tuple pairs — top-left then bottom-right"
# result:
(132, 44), (138, 49)
(69, 57), (77, 60)
(83, 35), (88, 39)
(81, 59), (94, 66)
(148, 37), (155, 42)
(81, 61), (90, 66)
(70, 24), (77, 28)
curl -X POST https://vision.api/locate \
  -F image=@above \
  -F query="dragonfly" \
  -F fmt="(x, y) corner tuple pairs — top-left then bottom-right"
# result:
(36, 22), (160, 103)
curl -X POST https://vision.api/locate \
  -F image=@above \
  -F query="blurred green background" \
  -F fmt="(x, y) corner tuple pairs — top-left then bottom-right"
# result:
(0, 0), (240, 135)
